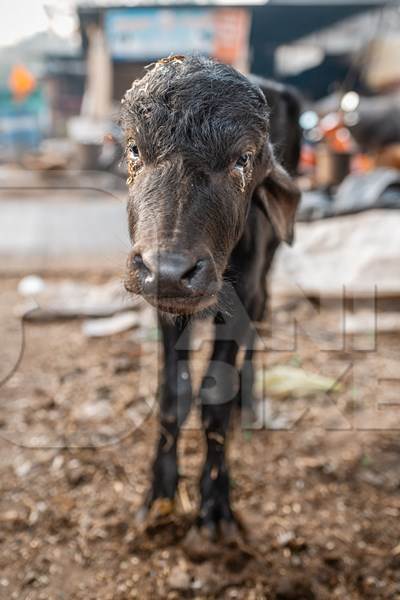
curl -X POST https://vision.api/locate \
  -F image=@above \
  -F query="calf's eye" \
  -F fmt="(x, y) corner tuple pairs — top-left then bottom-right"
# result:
(235, 152), (252, 169)
(128, 143), (140, 160)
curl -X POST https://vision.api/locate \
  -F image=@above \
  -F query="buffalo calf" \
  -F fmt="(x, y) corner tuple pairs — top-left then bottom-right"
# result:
(121, 56), (300, 536)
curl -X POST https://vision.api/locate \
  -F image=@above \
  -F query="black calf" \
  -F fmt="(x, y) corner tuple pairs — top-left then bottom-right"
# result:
(121, 56), (301, 535)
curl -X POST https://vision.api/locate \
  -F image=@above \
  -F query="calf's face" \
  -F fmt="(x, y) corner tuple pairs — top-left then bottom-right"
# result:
(121, 57), (298, 315)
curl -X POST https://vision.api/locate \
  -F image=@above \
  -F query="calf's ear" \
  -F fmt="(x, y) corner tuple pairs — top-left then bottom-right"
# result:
(256, 152), (301, 245)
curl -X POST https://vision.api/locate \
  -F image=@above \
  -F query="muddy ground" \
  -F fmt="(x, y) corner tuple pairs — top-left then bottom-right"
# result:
(1, 276), (400, 600)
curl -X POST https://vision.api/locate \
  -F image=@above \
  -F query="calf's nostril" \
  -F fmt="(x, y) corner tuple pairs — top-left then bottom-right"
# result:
(133, 253), (151, 276)
(132, 254), (143, 266)
(181, 259), (204, 284)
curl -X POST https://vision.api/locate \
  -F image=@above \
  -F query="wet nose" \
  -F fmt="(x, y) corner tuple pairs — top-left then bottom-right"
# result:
(133, 251), (216, 298)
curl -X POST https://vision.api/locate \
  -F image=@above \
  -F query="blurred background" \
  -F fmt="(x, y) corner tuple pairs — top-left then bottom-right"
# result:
(1, 2), (400, 599)
(1, 0), (400, 182)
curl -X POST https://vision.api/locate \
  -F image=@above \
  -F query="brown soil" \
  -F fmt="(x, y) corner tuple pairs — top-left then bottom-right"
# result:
(1, 276), (400, 600)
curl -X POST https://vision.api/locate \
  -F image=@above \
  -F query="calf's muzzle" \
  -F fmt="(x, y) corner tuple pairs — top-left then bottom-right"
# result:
(132, 250), (218, 310)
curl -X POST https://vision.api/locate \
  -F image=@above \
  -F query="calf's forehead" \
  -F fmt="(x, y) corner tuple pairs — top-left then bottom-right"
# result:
(121, 59), (269, 144)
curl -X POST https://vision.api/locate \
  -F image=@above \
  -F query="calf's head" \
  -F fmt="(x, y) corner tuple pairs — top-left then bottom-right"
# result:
(121, 56), (299, 315)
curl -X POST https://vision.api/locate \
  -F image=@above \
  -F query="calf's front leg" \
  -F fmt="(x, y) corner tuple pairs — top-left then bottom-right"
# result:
(145, 317), (192, 513)
(198, 286), (266, 536)
(199, 338), (239, 534)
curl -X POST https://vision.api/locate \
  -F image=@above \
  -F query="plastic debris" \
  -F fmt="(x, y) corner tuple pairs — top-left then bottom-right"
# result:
(17, 275), (46, 296)
(17, 278), (141, 320)
(82, 311), (139, 337)
(258, 365), (341, 399)
(272, 210), (400, 298)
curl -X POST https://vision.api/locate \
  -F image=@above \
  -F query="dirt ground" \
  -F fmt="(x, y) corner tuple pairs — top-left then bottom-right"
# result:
(1, 276), (400, 600)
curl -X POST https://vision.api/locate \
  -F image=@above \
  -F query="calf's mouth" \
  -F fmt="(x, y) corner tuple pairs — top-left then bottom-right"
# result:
(144, 292), (218, 315)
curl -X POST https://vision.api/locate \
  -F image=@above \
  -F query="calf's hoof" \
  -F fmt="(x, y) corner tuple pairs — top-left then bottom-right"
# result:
(135, 496), (175, 530)
(197, 496), (241, 542)
(183, 514), (244, 562)
(135, 475), (177, 526)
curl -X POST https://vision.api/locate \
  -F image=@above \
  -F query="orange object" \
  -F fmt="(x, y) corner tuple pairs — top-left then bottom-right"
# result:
(375, 144), (400, 170)
(213, 8), (251, 69)
(300, 144), (316, 170)
(329, 127), (352, 153)
(9, 64), (36, 100)
(352, 153), (375, 173)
